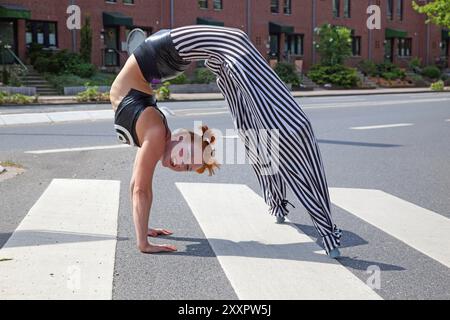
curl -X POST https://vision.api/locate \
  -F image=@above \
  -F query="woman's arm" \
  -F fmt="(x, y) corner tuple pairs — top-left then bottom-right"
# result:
(131, 131), (177, 253)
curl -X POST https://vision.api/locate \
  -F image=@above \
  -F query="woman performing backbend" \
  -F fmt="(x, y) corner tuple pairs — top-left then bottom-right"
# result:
(110, 25), (342, 258)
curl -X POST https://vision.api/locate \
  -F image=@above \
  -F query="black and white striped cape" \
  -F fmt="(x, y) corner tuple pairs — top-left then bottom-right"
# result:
(170, 25), (341, 254)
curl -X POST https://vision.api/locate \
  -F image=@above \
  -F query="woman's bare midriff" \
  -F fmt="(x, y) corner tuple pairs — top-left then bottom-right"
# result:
(110, 54), (153, 112)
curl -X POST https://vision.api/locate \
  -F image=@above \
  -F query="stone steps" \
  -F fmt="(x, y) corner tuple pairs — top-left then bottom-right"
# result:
(18, 65), (59, 96)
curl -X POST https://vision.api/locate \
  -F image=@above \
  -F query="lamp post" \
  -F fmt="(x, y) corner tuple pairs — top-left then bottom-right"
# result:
(70, 0), (77, 53)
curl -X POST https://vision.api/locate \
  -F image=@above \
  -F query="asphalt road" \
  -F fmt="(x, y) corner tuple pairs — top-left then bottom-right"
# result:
(1, 92), (449, 299)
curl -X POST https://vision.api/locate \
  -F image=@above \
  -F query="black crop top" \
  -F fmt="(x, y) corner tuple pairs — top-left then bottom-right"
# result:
(133, 29), (191, 83)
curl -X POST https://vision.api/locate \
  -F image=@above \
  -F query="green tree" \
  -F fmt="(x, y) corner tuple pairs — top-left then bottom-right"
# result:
(80, 16), (93, 63)
(413, 0), (450, 29)
(314, 24), (352, 66)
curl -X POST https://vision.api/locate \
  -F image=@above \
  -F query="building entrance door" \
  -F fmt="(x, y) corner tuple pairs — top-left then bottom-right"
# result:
(384, 38), (394, 63)
(104, 26), (119, 66)
(0, 19), (17, 64)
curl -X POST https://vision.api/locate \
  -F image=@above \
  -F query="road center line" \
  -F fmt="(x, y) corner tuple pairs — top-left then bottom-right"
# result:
(350, 123), (413, 130)
(25, 144), (130, 154)
(176, 183), (381, 300)
(0, 179), (121, 299)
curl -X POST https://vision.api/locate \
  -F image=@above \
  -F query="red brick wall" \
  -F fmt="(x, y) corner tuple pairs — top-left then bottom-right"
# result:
(12, 0), (160, 67)
(8, 0), (446, 70)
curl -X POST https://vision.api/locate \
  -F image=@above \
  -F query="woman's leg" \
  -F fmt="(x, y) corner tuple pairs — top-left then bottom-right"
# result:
(277, 128), (341, 256)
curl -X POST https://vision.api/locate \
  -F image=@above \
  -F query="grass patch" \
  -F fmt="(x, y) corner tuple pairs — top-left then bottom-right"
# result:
(0, 161), (24, 168)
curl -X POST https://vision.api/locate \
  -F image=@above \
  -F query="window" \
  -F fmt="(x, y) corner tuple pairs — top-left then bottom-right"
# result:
(285, 34), (304, 56)
(333, 0), (340, 18)
(26, 21), (57, 47)
(105, 0), (116, 3)
(387, 0), (393, 20)
(397, 0), (403, 21)
(123, 0), (134, 4)
(398, 38), (412, 56)
(271, 0), (279, 13)
(344, 0), (351, 18)
(198, 0), (208, 9)
(351, 36), (361, 56)
(283, 0), (292, 14)
(213, 0), (223, 10)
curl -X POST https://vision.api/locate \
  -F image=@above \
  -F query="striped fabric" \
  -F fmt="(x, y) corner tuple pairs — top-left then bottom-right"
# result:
(170, 25), (341, 254)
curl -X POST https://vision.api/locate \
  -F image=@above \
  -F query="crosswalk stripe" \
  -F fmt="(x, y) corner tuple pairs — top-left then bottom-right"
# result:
(330, 188), (450, 268)
(0, 179), (120, 299)
(176, 183), (382, 300)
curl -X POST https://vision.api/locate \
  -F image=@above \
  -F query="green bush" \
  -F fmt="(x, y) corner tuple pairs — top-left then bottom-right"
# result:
(308, 64), (359, 88)
(72, 63), (96, 78)
(31, 48), (97, 78)
(2, 65), (24, 87)
(27, 43), (49, 65)
(358, 60), (378, 77)
(155, 81), (171, 101)
(381, 72), (399, 81)
(376, 62), (406, 80)
(409, 57), (422, 70)
(0, 92), (35, 105)
(274, 62), (301, 86)
(193, 68), (216, 84)
(430, 80), (444, 91)
(33, 56), (60, 74)
(76, 85), (109, 102)
(170, 73), (189, 84)
(314, 24), (352, 66)
(422, 66), (441, 79)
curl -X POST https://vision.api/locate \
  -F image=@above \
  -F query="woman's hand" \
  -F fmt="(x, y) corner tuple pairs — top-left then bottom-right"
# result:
(138, 242), (177, 254)
(147, 228), (173, 237)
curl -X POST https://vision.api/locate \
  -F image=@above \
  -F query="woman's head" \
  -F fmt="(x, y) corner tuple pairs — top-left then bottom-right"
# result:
(161, 125), (220, 176)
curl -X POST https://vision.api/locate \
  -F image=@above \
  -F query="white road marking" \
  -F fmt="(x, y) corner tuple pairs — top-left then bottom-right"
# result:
(330, 188), (450, 268)
(25, 144), (130, 154)
(0, 179), (120, 299)
(182, 111), (229, 116)
(350, 123), (413, 130)
(176, 183), (381, 300)
(221, 135), (239, 139)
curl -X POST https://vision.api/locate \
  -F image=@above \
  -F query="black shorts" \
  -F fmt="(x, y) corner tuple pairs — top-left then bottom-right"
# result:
(114, 88), (169, 147)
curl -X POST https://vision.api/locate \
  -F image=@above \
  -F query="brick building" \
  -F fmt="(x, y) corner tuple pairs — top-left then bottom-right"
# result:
(0, 0), (448, 72)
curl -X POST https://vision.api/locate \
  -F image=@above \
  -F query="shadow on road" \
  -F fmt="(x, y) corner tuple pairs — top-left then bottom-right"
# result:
(318, 139), (402, 148)
(0, 230), (129, 249)
(160, 230), (404, 271)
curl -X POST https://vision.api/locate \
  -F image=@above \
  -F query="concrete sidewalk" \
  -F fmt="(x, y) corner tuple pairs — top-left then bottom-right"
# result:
(33, 87), (449, 104)
(0, 109), (113, 127)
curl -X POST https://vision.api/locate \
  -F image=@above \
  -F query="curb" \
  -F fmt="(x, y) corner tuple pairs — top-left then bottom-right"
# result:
(0, 110), (114, 127)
